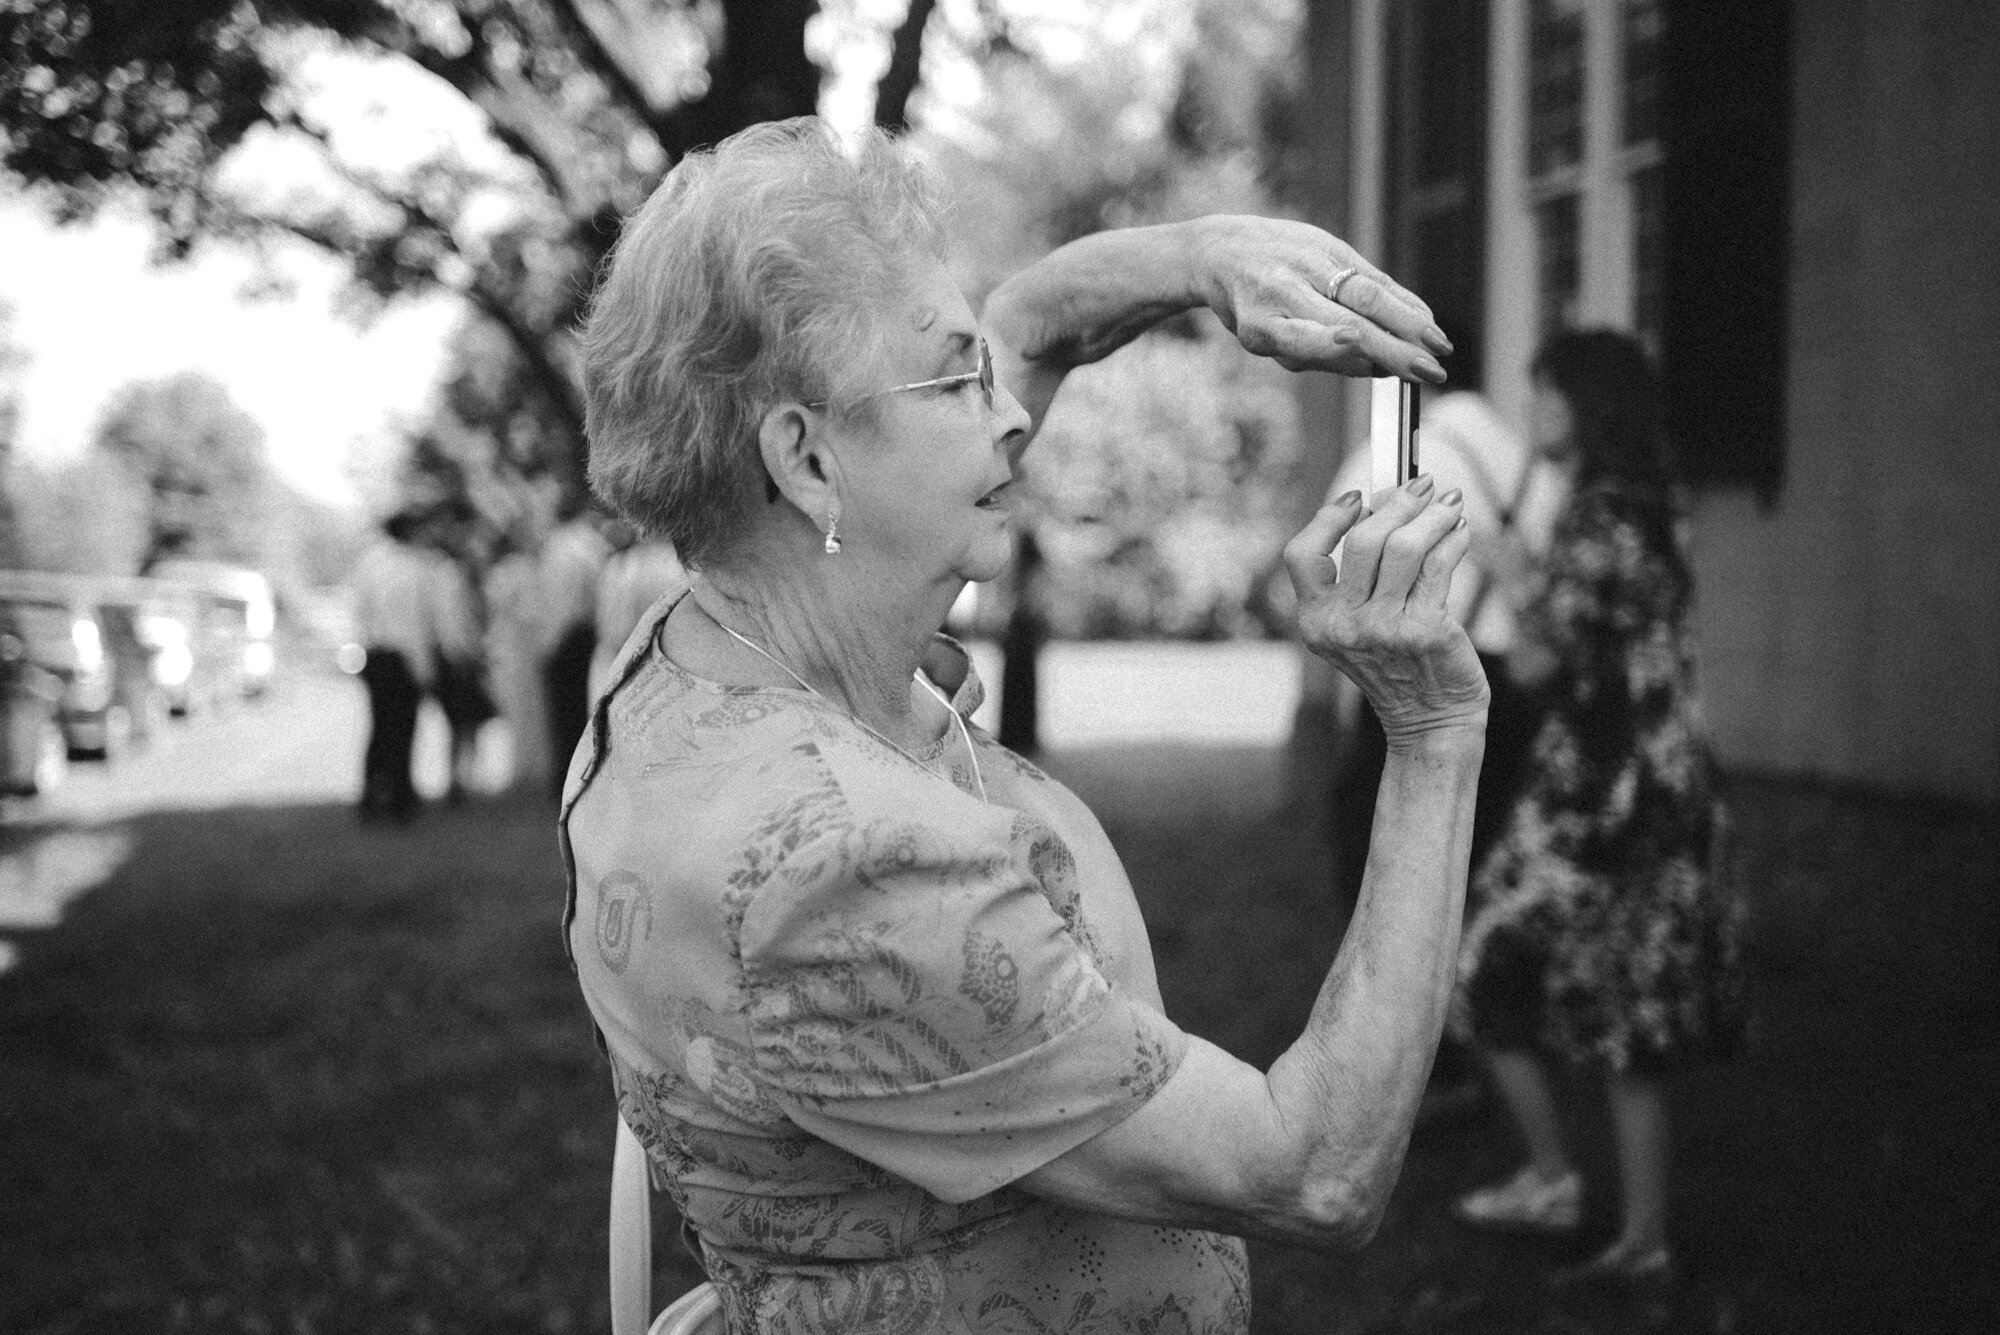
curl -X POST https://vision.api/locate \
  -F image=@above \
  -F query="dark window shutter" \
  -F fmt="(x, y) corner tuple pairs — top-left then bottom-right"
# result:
(1660, 0), (1792, 499)
(1386, 0), (1490, 390)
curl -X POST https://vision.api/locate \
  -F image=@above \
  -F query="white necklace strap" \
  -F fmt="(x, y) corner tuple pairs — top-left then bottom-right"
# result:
(692, 590), (987, 805)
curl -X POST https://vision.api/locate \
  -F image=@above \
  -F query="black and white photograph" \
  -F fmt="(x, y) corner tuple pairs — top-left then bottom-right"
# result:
(1, 2), (1993, 1332)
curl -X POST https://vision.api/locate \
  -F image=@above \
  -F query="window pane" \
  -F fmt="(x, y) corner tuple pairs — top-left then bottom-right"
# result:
(1623, 0), (1664, 146)
(1631, 163), (1664, 351)
(1529, 0), (1584, 176)
(1536, 192), (1581, 340)
(1415, 0), (1487, 187)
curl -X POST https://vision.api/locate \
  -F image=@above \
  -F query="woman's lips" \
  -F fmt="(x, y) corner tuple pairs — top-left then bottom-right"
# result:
(975, 481), (1013, 508)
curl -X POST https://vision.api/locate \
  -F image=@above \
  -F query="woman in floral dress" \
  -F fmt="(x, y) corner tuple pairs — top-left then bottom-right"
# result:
(1451, 330), (1745, 1284)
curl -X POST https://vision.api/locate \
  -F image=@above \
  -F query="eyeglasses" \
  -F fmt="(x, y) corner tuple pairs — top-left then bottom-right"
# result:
(805, 336), (994, 411)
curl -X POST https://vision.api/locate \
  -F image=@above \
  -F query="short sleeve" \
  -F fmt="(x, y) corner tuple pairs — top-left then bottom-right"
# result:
(734, 812), (1187, 1204)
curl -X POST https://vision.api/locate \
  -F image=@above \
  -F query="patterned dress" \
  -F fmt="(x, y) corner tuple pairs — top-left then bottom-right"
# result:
(561, 590), (1250, 1334)
(1452, 480), (1746, 1072)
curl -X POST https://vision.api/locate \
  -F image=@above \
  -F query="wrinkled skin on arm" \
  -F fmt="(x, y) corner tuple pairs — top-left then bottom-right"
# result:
(1018, 482), (1490, 1249)
(983, 215), (1452, 449)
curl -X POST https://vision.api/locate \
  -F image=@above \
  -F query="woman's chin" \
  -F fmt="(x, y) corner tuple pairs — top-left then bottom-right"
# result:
(958, 537), (1013, 585)
(960, 556), (1010, 585)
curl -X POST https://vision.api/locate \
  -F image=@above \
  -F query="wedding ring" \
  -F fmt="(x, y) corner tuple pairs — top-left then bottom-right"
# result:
(1326, 265), (1360, 305)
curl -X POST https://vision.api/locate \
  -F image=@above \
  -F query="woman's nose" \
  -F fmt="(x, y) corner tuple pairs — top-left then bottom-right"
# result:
(990, 383), (1032, 447)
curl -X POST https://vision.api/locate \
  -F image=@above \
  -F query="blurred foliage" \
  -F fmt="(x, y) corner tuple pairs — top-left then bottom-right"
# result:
(1012, 329), (1301, 640)
(3, 0), (1315, 638)
(6, 450), (150, 575)
(914, 0), (1308, 639)
(396, 315), (571, 571)
(0, 298), (27, 565)
(90, 369), (271, 570)
(0, 0), (829, 502)
(2, 368), (363, 597)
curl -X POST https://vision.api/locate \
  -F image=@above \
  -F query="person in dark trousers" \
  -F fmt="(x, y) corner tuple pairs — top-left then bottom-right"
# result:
(423, 504), (495, 803)
(537, 506), (609, 796)
(352, 510), (436, 822)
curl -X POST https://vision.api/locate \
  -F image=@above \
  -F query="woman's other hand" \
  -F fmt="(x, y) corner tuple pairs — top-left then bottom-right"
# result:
(984, 214), (1448, 445)
(1286, 477), (1490, 745)
(1186, 216), (1452, 386)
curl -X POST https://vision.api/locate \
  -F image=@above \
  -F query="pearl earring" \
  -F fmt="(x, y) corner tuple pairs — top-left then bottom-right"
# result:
(823, 513), (842, 556)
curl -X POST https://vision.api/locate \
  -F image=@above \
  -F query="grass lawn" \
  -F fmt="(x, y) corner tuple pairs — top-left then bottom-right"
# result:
(2, 753), (1995, 1333)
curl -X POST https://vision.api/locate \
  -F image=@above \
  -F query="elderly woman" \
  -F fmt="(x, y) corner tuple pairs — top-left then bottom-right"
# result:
(563, 117), (1485, 1333)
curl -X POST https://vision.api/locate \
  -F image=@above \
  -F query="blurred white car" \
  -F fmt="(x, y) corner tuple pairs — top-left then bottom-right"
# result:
(147, 559), (278, 702)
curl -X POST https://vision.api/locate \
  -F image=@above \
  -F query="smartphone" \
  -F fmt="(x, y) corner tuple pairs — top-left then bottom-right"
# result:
(1369, 376), (1421, 494)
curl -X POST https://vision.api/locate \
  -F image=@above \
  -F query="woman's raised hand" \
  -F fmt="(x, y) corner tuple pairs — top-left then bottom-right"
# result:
(1186, 216), (1454, 387)
(1285, 478), (1490, 744)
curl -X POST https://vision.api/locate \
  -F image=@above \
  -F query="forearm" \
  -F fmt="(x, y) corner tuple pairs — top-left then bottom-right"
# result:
(982, 221), (1205, 435)
(1262, 723), (1485, 1240)
(1019, 486), (1486, 1247)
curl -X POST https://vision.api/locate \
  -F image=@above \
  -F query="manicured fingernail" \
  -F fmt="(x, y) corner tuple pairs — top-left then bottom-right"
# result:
(1424, 325), (1454, 356)
(1406, 473), (1435, 496)
(1333, 490), (1363, 509)
(1413, 356), (1447, 384)
(1439, 488), (1463, 506)
(1454, 515), (1468, 531)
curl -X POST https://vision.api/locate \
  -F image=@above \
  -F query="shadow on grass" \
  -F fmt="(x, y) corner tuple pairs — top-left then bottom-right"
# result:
(1, 764), (1996, 1334)
(0, 795), (702, 1335)
(1047, 751), (2000, 1335)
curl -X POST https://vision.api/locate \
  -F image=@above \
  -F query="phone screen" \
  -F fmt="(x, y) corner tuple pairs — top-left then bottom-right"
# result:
(1369, 377), (1421, 493)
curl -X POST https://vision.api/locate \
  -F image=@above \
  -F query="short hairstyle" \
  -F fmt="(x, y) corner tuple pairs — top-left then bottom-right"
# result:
(580, 117), (950, 568)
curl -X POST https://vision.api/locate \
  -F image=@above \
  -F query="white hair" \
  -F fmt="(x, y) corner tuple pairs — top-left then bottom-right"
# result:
(579, 117), (950, 567)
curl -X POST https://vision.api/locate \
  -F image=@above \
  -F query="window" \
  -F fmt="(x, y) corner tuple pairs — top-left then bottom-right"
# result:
(1630, 161), (1663, 351)
(1622, 0), (1662, 147)
(1528, 0), (1584, 178)
(1356, 0), (1788, 493)
(1384, 0), (1490, 388)
(1521, 0), (1660, 343)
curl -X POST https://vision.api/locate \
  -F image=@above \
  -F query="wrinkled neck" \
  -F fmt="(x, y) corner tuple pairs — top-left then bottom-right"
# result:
(691, 551), (955, 747)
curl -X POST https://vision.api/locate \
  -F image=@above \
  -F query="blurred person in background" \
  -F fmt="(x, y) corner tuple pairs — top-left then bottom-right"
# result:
(587, 527), (686, 702)
(1329, 390), (1570, 1119)
(537, 501), (609, 797)
(483, 517), (552, 793)
(564, 118), (1475, 1333)
(1450, 330), (1744, 1285)
(424, 503), (495, 803)
(351, 510), (437, 822)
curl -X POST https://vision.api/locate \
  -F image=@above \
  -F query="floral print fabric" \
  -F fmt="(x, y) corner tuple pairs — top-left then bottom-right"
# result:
(561, 592), (1250, 1333)
(1453, 482), (1747, 1071)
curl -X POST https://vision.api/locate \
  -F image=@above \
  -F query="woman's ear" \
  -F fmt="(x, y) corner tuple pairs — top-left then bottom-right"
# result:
(757, 403), (840, 519)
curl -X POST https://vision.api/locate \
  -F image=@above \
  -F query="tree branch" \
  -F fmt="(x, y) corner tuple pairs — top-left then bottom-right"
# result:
(229, 187), (588, 458)
(542, 0), (678, 146)
(397, 44), (576, 212)
(456, 282), (587, 449)
(875, 0), (938, 132)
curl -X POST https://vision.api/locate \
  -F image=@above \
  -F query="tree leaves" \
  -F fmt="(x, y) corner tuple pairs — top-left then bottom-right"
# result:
(0, 1), (823, 490)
